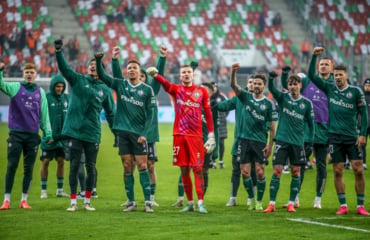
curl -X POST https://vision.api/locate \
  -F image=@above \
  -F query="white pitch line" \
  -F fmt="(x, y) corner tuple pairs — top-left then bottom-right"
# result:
(287, 218), (370, 233)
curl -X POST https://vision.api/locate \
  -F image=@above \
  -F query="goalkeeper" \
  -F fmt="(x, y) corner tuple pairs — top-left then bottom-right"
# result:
(147, 64), (215, 214)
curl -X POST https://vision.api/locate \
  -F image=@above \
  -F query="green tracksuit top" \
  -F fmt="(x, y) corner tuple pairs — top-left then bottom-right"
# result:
(55, 51), (115, 143)
(40, 75), (69, 150)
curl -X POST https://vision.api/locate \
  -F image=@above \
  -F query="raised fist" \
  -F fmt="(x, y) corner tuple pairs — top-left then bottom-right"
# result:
(146, 67), (158, 78)
(269, 71), (278, 79)
(190, 61), (199, 71)
(95, 52), (104, 58)
(159, 45), (167, 57)
(112, 46), (120, 59)
(313, 47), (324, 56)
(54, 39), (63, 51)
(282, 66), (291, 73)
(231, 63), (240, 71)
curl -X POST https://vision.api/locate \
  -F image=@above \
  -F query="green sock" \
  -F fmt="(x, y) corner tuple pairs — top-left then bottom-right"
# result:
(289, 176), (301, 202)
(243, 177), (254, 199)
(57, 177), (64, 189)
(178, 175), (184, 197)
(357, 194), (365, 206)
(269, 176), (280, 202)
(139, 169), (151, 201)
(124, 173), (135, 202)
(257, 178), (266, 202)
(41, 178), (47, 190)
(203, 172), (208, 196)
(338, 193), (346, 205)
(150, 183), (156, 196)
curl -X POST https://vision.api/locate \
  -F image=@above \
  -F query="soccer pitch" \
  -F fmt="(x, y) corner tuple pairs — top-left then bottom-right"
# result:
(0, 122), (369, 240)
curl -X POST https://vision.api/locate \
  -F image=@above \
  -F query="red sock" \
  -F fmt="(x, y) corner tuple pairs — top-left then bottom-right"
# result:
(70, 193), (77, 199)
(85, 191), (92, 199)
(193, 167), (204, 201)
(181, 173), (193, 201)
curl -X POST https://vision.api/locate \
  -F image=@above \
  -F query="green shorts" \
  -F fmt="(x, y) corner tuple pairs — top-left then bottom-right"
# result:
(237, 138), (266, 164)
(272, 140), (306, 166)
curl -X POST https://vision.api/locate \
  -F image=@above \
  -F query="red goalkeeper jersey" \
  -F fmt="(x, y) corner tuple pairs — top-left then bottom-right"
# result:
(154, 74), (214, 136)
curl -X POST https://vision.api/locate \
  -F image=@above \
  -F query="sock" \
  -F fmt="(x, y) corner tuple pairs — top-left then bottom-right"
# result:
(57, 177), (64, 189)
(289, 176), (301, 202)
(4, 193), (10, 202)
(41, 178), (47, 190)
(198, 199), (204, 206)
(269, 176), (280, 202)
(85, 190), (91, 204)
(338, 193), (346, 205)
(21, 193), (28, 201)
(124, 173), (135, 202)
(150, 183), (156, 196)
(70, 195), (77, 205)
(139, 169), (151, 202)
(203, 172), (208, 196)
(193, 167), (204, 201)
(357, 194), (365, 206)
(177, 175), (184, 198)
(181, 173), (193, 201)
(243, 177), (254, 199)
(257, 178), (266, 202)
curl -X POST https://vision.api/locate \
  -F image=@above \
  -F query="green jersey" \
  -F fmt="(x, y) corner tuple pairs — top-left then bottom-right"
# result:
(237, 90), (278, 144)
(310, 74), (368, 138)
(96, 57), (155, 137)
(111, 55), (166, 143)
(268, 78), (315, 146)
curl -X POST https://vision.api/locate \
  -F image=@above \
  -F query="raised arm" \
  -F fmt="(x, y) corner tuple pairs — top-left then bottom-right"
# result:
(0, 64), (20, 97)
(230, 63), (243, 96)
(54, 40), (81, 86)
(281, 66), (291, 90)
(95, 52), (115, 88)
(150, 45), (167, 95)
(147, 67), (177, 94)
(308, 47), (328, 91)
(267, 71), (283, 101)
(111, 46), (124, 79)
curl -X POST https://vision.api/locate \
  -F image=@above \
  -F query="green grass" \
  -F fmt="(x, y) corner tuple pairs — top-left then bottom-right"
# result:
(0, 123), (369, 239)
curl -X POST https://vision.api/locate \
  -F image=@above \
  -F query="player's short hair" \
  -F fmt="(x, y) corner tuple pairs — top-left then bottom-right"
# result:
(202, 82), (214, 92)
(287, 74), (302, 84)
(248, 74), (255, 80)
(334, 64), (347, 72)
(23, 63), (37, 71)
(180, 64), (192, 69)
(88, 58), (105, 69)
(127, 59), (141, 67)
(254, 74), (266, 85)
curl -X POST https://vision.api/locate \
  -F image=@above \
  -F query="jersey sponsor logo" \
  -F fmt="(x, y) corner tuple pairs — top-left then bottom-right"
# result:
(282, 107), (304, 120)
(245, 105), (265, 121)
(176, 99), (200, 108)
(346, 92), (353, 99)
(121, 95), (144, 107)
(329, 98), (354, 109)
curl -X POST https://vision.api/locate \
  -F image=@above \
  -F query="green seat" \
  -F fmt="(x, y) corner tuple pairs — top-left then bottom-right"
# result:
(290, 44), (298, 56)
(47, 35), (54, 44)
(284, 57), (292, 65)
(98, 22), (105, 31)
(18, 6), (25, 14)
(25, 6), (33, 15)
(74, 8), (82, 16)
(83, 22), (90, 31)
(161, 23), (168, 32)
(17, 20), (25, 28)
(240, 31), (247, 40)
(270, 44), (277, 53)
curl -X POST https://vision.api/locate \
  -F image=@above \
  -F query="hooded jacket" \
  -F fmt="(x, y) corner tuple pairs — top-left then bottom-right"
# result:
(41, 75), (69, 150)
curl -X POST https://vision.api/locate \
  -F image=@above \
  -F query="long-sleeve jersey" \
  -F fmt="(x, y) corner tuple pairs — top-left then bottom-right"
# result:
(154, 74), (214, 136)
(310, 73), (368, 138)
(96, 56), (155, 137)
(0, 69), (52, 138)
(56, 51), (115, 143)
(268, 77), (315, 146)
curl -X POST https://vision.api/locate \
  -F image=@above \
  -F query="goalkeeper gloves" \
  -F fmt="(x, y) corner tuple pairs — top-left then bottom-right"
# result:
(204, 132), (216, 154)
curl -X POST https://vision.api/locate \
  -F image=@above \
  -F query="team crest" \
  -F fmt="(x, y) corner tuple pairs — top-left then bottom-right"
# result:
(299, 103), (305, 109)
(173, 158), (177, 163)
(193, 91), (200, 98)
(346, 92), (352, 99)
(260, 104), (266, 110)
(64, 101), (68, 107)
(138, 90), (144, 96)
(98, 90), (103, 97)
